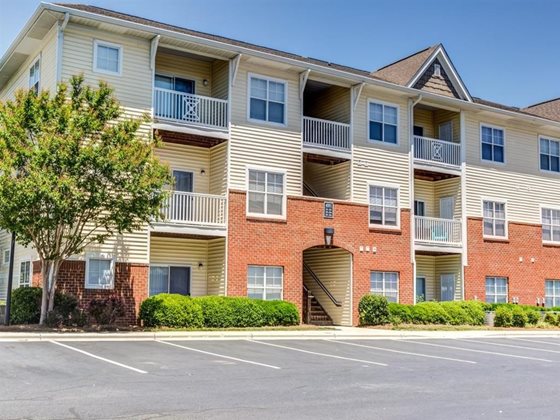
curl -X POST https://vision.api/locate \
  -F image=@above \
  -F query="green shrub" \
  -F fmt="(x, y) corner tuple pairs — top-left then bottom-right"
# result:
(53, 291), (79, 319)
(88, 297), (126, 325)
(256, 300), (299, 326)
(458, 301), (486, 325)
(526, 310), (541, 325)
(388, 303), (412, 324)
(139, 294), (204, 328)
(439, 302), (471, 325)
(11, 287), (42, 324)
(494, 306), (513, 327)
(544, 312), (558, 326)
(358, 295), (389, 326)
(511, 307), (528, 327)
(409, 302), (450, 325)
(194, 296), (265, 328)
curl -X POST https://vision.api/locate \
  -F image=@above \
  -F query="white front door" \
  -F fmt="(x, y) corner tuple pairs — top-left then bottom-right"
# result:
(440, 274), (455, 301)
(440, 196), (454, 220)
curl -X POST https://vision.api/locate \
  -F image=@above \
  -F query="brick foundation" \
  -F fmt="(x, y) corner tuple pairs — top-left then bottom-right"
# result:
(227, 191), (413, 325)
(32, 260), (148, 325)
(465, 218), (560, 305)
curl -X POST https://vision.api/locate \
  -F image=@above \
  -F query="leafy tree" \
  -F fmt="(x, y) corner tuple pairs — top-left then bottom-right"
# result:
(0, 75), (171, 324)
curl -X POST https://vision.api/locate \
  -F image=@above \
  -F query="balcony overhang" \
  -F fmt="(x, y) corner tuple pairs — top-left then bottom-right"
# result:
(414, 243), (463, 254)
(302, 148), (351, 164)
(150, 223), (227, 238)
(414, 167), (460, 181)
(154, 126), (228, 148)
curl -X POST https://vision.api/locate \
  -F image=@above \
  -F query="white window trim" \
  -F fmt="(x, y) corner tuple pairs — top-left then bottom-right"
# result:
(28, 54), (41, 92)
(18, 258), (32, 287)
(481, 197), (508, 240)
(245, 165), (287, 220)
(480, 123), (506, 165)
(538, 135), (560, 175)
(414, 199), (426, 216)
(541, 204), (560, 245)
(438, 120), (453, 142)
(367, 99), (400, 147)
(171, 168), (195, 192)
(93, 39), (123, 76)
(485, 276), (508, 304)
(3, 249), (10, 265)
(247, 265), (284, 300)
(84, 253), (115, 290)
(368, 181), (401, 230)
(247, 72), (288, 127)
(148, 264), (192, 296)
(370, 271), (399, 303)
(545, 279), (560, 307)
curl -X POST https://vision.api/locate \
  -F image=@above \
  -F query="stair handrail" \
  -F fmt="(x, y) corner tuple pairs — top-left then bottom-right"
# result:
(303, 262), (342, 307)
(303, 180), (319, 197)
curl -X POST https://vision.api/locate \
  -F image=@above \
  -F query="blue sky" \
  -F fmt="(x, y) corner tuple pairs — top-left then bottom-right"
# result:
(1, 0), (559, 107)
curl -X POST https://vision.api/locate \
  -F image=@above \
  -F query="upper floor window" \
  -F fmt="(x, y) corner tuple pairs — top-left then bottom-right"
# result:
(85, 256), (114, 289)
(483, 200), (507, 238)
(29, 58), (40, 94)
(247, 168), (285, 217)
(19, 260), (31, 287)
(486, 276), (508, 303)
(545, 280), (560, 308)
(248, 75), (286, 125)
(370, 271), (399, 302)
(542, 208), (560, 243)
(93, 40), (122, 76)
(369, 101), (398, 144)
(540, 137), (560, 173)
(247, 266), (283, 300)
(369, 184), (399, 227)
(481, 125), (504, 163)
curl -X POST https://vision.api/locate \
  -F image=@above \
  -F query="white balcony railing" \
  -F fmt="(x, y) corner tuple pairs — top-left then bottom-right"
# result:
(415, 216), (462, 246)
(161, 191), (227, 226)
(303, 116), (351, 152)
(153, 87), (228, 130)
(413, 136), (461, 167)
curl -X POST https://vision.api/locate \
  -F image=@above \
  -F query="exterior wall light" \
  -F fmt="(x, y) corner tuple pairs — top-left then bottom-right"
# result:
(324, 227), (334, 248)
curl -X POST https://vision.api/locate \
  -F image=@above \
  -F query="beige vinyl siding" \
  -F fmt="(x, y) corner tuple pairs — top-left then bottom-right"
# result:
(207, 238), (226, 295)
(0, 232), (39, 297)
(306, 85), (350, 123)
(353, 86), (410, 205)
(433, 109), (460, 142)
(211, 60), (229, 100)
(415, 255), (436, 301)
(413, 108), (435, 138)
(149, 236), (212, 296)
(414, 180), (436, 217)
(0, 24), (58, 100)
(155, 142), (210, 193)
(155, 51), (212, 97)
(434, 178), (461, 219)
(303, 247), (352, 326)
(465, 112), (560, 224)
(229, 59), (302, 195)
(84, 229), (149, 264)
(209, 142), (228, 195)
(434, 255), (462, 301)
(303, 160), (351, 200)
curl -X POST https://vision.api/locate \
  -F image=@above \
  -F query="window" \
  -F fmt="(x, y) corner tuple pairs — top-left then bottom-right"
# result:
(540, 137), (560, 173)
(370, 271), (399, 302)
(247, 266), (283, 300)
(19, 260), (31, 287)
(414, 200), (425, 217)
(485, 277), (508, 303)
(369, 101), (398, 144)
(369, 185), (399, 227)
(542, 208), (560, 243)
(434, 63), (442, 78)
(85, 257), (114, 289)
(481, 125), (504, 163)
(545, 280), (560, 307)
(247, 169), (285, 217)
(483, 200), (507, 238)
(29, 58), (40, 94)
(248, 75), (286, 124)
(439, 121), (453, 142)
(3, 249), (10, 265)
(149, 266), (191, 296)
(93, 40), (122, 75)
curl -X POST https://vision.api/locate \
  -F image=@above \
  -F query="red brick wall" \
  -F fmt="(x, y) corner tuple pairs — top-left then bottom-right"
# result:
(465, 217), (560, 305)
(227, 191), (413, 325)
(32, 260), (148, 325)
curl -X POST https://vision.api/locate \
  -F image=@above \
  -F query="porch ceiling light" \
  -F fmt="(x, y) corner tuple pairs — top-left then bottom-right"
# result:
(324, 227), (334, 248)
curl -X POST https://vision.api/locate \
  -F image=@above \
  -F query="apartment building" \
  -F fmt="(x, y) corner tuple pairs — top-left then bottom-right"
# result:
(0, 3), (559, 325)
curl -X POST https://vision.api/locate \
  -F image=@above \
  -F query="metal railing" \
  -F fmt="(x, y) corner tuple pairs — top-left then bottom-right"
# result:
(161, 191), (227, 226)
(413, 135), (461, 167)
(153, 87), (228, 130)
(303, 116), (351, 151)
(303, 262), (341, 307)
(414, 216), (462, 246)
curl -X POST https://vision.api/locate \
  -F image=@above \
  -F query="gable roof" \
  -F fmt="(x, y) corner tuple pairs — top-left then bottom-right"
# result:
(371, 45), (439, 86)
(522, 98), (560, 122)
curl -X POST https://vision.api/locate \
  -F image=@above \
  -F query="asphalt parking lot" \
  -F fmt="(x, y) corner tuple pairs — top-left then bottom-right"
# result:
(2, 336), (560, 419)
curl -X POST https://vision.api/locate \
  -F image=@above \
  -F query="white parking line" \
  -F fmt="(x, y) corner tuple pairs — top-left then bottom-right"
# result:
(157, 340), (281, 370)
(402, 340), (554, 362)
(50, 340), (147, 374)
(328, 340), (477, 364)
(510, 338), (560, 347)
(459, 339), (560, 354)
(250, 340), (388, 366)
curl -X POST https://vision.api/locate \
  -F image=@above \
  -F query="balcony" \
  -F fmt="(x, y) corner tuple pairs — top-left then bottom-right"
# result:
(153, 88), (228, 131)
(413, 136), (461, 169)
(414, 216), (462, 247)
(303, 116), (351, 153)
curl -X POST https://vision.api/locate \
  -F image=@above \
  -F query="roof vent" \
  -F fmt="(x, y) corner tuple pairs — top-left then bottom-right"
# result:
(434, 63), (442, 78)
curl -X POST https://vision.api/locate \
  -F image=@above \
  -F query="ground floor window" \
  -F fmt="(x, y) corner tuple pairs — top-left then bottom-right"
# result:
(370, 271), (399, 302)
(149, 265), (191, 296)
(85, 256), (114, 289)
(485, 276), (508, 303)
(19, 260), (31, 287)
(247, 266), (283, 300)
(545, 280), (560, 307)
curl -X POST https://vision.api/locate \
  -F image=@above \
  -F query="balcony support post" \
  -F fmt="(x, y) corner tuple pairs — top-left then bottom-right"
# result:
(229, 54), (242, 87)
(351, 83), (364, 111)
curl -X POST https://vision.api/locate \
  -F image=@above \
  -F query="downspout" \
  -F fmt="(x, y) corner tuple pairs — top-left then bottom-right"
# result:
(409, 95), (422, 304)
(55, 12), (69, 83)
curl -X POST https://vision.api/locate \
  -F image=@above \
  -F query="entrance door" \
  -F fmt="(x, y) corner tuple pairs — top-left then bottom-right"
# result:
(439, 196), (454, 220)
(169, 266), (191, 295)
(439, 121), (453, 142)
(155, 74), (195, 120)
(413, 125), (424, 137)
(172, 170), (194, 221)
(440, 274), (455, 301)
(416, 276), (426, 302)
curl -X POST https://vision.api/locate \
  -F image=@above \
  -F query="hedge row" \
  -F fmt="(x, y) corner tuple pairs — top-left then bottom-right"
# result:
(139, 294), (299, 328)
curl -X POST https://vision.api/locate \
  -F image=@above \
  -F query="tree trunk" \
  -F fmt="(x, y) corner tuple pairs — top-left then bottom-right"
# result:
(39, 260), (51, 325)
(47, 261), (61, 312)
